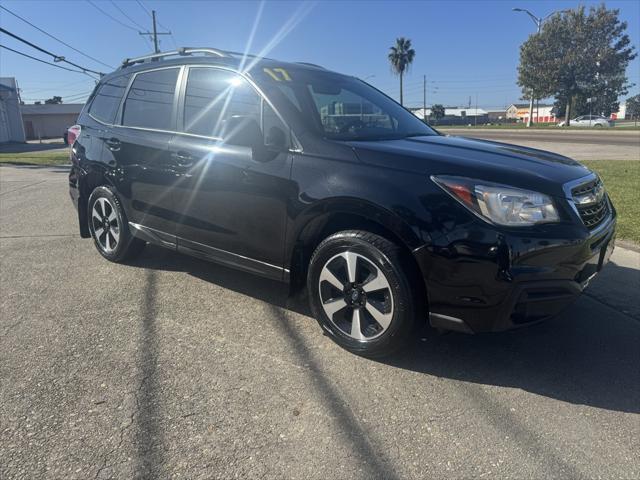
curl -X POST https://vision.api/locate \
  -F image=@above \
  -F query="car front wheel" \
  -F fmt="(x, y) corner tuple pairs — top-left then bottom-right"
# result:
(307, 230), (419, 357)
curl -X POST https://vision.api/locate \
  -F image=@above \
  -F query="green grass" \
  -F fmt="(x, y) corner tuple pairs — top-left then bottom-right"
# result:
(582, 160), (640, 245)
(438, 124), (640, 130)
(0, 149), (70, 166)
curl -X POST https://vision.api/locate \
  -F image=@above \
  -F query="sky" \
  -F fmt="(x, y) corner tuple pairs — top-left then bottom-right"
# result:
(1, 0), (638, 109)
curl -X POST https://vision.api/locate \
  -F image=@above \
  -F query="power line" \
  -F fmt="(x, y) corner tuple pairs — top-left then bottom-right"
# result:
(21, 79), (94, 94)
(64, 90), (94, 101)
(109, 0), (147, 31)
(0, 27), (103, 77)
(0, 5), (113, 69)
(87, 0), (161, 51)
(86, 0), (138, 32)
(0, 44), (94, 76)
(135, 0), (152, 17)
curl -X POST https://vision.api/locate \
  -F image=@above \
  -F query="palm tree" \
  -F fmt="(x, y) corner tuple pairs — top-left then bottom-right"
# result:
(388, 37), (416, 106)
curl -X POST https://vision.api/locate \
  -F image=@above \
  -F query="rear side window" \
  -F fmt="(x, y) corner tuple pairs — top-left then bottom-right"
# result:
(88, 74), (130, 124)
(183, 68), (261, 137)
(122, 68), (179, 130)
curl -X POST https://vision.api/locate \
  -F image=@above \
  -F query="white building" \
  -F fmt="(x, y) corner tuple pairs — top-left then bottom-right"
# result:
(0, 77), (26, 143)
(412, 107), (488, 118)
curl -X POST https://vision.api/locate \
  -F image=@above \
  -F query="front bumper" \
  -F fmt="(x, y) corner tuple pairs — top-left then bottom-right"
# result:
(415, 213), (616, 333)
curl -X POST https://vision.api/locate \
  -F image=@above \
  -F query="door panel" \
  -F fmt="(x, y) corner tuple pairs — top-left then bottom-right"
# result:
(109, 67), (181, 237)
(111, 127), (178, 236)
(171, 67), (293, 275)
(171, 134), (292, 272)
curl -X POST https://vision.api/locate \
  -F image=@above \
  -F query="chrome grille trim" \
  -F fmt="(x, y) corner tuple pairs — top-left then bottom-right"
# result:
(563, 173), (611, 231)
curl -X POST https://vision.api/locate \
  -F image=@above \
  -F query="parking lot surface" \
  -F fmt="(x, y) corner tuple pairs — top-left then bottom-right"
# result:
(1, 165), (639, 479)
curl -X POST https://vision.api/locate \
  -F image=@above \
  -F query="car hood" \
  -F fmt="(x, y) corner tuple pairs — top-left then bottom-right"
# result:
(347, 134), (592, 197)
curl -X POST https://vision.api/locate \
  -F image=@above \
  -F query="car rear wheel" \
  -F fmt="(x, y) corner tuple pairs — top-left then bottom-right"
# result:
(307, 230), (418, 357)
(88, 186), (145, 262)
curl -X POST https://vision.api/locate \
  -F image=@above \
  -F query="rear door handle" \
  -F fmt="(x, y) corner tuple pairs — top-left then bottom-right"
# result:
(105, 137), (121, 151)
(172, 151), (194, 168)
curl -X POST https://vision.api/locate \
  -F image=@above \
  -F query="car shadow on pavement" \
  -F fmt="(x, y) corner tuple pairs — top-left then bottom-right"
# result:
(129, 246), (401, 479)
(130, 246), (640, 415)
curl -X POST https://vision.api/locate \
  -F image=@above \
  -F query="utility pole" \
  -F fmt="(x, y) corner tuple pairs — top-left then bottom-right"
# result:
(513, 8), (570, 127)
(423, 75), (427, 122)
(475, 92), (478, 127)
(139, 10), (171, 54)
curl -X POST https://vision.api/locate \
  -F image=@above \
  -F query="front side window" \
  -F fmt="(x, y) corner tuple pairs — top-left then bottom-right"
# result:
(255, 68), (437, 141)
(88, 74), (130, 124)
(183, 68), (261, 138)
(122, 68), (179, 130)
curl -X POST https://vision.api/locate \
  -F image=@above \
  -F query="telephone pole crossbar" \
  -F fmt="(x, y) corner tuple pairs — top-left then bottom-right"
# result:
(139, 10), (171, 54)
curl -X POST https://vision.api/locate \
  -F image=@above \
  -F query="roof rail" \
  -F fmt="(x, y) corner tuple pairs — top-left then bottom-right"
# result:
(121, 47), (228, 68)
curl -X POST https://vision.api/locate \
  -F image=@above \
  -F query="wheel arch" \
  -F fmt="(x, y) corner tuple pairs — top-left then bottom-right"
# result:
(287, 199), (428, 314)
(77, 163), (117, 238)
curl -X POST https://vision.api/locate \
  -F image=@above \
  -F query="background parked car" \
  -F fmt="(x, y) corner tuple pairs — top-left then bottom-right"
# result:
(558, 115), (612, 127)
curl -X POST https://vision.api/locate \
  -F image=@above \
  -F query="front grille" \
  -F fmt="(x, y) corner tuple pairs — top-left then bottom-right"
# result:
(571, 178), (609, 230)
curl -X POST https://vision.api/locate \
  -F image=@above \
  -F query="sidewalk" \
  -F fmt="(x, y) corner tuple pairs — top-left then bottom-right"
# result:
(588, 245), (640, 321)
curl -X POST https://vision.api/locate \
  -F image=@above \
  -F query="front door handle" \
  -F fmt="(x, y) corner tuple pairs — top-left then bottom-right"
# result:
(105, 137), (121, 151)
(172, 151), (194, 168)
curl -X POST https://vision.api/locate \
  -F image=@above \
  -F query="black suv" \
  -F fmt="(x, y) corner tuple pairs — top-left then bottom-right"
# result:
(69, 48), (616, 357)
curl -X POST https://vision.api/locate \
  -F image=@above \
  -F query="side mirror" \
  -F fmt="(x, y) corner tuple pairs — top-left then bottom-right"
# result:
(265, 126), (287, 151)
(224, 116), (263, 150)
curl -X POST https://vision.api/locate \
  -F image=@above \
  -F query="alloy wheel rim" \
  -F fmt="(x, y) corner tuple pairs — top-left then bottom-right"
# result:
(91, 197), (120, 253)
(318, 251), (394, 341)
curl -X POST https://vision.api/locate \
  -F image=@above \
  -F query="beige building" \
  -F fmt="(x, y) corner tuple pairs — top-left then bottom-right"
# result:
(506, 103), (557, 123)
(21, 103), (83, 140)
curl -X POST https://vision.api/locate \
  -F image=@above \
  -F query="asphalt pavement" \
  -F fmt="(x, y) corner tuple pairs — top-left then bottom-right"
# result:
(440, 129), (640, 161)
(1, 165), (639, 479)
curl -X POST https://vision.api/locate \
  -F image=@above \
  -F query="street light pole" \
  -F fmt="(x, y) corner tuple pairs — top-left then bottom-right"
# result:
(423, 75), (427, 122)
(513, 8), (570, 127)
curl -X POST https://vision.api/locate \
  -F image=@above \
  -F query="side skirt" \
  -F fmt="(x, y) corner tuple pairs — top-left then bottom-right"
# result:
(129, 222), (287, 282)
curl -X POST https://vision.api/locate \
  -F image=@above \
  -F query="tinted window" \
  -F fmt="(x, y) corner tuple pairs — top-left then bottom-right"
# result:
(88, 74), (130, 123)
(254, 68), (436, 141)
(122, 68), (179, 130)
(309, 85), (396, 135)
(183, 68), (261, 137)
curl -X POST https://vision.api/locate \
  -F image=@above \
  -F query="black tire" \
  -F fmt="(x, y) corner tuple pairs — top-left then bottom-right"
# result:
(87, 186), (145, 262)
(307, 230), (419, 358)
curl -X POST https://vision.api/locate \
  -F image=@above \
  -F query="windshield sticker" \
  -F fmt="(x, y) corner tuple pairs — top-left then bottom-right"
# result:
(263, 67), (292, 82)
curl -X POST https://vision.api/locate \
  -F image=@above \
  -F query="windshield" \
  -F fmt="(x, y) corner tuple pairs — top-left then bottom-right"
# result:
(254, 67), (437, 141)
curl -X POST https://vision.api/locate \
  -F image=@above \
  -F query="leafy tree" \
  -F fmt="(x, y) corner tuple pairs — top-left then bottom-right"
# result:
(626, 94), (640, 120)
(430, 104), (445, 124)
(517, 5), (636, 126)
(44, 96), (63, 104)
(388, 37), (415, 106)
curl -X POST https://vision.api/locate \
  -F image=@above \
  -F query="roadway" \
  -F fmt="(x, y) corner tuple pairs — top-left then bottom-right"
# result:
(439, 128), (640, 161)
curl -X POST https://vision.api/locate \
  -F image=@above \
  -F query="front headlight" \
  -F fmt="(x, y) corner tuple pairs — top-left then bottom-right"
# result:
(432, 176), (560, 226)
